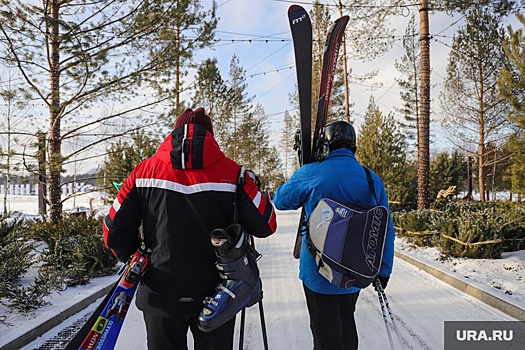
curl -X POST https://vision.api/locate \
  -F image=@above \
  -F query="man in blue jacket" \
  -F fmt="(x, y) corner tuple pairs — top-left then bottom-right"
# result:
(274, 120), (395, 350)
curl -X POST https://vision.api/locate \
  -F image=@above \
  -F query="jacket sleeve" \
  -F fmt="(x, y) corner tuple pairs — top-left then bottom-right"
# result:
(102, 167), (142, 261)
(375, 175), (395, 278)
(237, 171), (277, 238)
(273, 167), (309, 210)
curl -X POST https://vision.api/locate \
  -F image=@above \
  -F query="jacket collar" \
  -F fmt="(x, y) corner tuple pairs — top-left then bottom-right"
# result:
(327, 147), (356, 160)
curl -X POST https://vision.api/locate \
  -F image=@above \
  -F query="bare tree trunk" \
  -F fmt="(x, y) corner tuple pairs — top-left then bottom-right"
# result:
(478, 124), (486, 202)
(175, 26), (181, 112)
(465, 156), (473, 200)
(3, 97), (11, 215)
(49, 1), (62, 223)
(478, 77), (486, 202)
(37, 132), (47, 217)
(417, 1), (431, 210)
(339, 2), (350, 122)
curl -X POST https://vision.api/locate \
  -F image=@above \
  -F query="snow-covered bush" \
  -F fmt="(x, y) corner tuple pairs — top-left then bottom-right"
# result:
(394, 201), (525, 259)
(29, 213), (118, 287)
(392, 209), (438, 247)
(0, 213), (117, 317)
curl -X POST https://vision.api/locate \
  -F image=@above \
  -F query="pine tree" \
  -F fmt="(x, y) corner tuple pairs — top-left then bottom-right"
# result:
(394, 14), (420, 149)
(430, 150), (466, 199)
(281, 110), (300, 179)
(436, 0), (519, 16)
(98, 131), (158, 196)
(192, 58), (230, 147)
(0, 68), (34, 215)
(0, 0), (217, 223)
(440, 8), (511, 201)
(223, 55), (252, 161)
(498, 13), (525, 198)
(356, 98), (415, 209)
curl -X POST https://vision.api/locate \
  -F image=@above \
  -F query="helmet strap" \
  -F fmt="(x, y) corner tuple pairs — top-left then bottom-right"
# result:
(316, 135), (329, 162)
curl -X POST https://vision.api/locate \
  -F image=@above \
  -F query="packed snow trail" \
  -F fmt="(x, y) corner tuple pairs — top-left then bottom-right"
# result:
(21, 209), (515, 349)
(110, 209), (514, 349)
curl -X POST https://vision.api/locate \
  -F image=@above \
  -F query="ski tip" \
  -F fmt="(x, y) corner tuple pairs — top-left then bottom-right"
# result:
(337, 15), (350, 24)
(288, 4), (305, 13)
(288, 4), (311, 28)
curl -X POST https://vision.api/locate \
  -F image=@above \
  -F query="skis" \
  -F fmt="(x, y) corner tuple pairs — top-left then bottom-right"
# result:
(288, 5), (312, 259)
(65, 245), (151, 350)
(311, 15), (349, 161)
(288, 4), (349, 258)
(288, 5), (312, 166)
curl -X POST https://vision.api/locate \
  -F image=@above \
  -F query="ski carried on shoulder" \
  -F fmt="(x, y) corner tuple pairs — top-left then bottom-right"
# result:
(65, 245), (151, 350)
(288, 4), (312, 260)
(289, 8), (349, 258)
(288, 4), (312, 167)
(311, 15), (349, 161)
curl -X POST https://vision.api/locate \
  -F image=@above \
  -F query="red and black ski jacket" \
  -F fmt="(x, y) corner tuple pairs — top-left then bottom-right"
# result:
(103, 124), (277, 317)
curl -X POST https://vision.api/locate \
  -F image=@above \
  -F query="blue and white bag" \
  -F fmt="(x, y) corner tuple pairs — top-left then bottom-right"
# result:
(306, 168), (389, 289)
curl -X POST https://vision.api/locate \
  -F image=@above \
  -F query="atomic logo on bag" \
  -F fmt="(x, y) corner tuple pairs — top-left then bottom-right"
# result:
(365, 208), (385, 270)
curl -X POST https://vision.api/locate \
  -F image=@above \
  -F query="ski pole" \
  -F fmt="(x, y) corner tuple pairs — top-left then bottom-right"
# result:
(377, 282), (406, 350)
(251, 235), (269, 350)
(374, 280), (395, 350)
(238, 237), (269, 350)
(239, 308), (246, 350)
(258, 299), (269, 350)
(374, 280), (406, 350)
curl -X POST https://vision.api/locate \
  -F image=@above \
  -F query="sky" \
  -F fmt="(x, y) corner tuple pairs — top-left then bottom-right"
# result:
(182, 0), (524, 159)
(186, 0), (468, 152)
(3, 0), (521, 176)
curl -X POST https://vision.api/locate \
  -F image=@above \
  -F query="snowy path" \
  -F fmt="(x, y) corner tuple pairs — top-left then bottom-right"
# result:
(114, 209), (514, 350)
(21, 209), (516, 350)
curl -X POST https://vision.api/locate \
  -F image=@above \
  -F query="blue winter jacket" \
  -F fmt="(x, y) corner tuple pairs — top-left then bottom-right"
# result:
(274, 148), (395, 295)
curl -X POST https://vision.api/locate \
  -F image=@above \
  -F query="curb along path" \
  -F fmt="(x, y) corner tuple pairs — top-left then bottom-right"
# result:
(394, 250), (525, 321)
(0, 282), (114, 350)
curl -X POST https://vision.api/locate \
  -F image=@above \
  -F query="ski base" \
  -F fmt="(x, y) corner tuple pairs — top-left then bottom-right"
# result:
(66, 246), (151, 350)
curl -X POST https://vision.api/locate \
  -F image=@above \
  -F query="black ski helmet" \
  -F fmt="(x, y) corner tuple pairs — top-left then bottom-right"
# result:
(324, 120), (356, 153)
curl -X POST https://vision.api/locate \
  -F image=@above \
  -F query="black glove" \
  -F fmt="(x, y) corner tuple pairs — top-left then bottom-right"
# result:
(113, 244), (139, 263)
(375, 275), (389, 289)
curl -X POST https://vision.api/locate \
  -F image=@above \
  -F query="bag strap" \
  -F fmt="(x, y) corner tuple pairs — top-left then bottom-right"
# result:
(233, 166), (246, 223)
(363, 167), (379, 206)
(233, 166), (262, 260)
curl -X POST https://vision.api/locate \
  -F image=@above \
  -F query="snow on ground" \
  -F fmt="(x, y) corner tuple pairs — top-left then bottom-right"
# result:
(3, 193), (110, 219)
(1, 196), (525, 349)
(395, 238), (525, 311)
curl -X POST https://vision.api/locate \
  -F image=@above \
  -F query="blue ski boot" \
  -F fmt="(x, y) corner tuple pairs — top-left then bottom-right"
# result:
(198, 224), (262, 332)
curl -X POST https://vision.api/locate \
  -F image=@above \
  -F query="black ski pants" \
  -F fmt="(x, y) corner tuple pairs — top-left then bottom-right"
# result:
(143, 312), (236, 350)
(303, 284), (360, 350)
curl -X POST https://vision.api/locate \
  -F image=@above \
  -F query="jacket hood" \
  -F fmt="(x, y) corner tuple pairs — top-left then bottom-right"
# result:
(155, 124), (225, 169)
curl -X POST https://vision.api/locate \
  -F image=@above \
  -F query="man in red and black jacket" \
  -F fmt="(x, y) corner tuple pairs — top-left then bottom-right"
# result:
(103, 107), (277, 350)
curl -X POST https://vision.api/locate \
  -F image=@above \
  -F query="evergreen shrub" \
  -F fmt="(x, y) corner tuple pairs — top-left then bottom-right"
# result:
(28, 213), (117, 287)
(0, 216), (36, 317)
(393, 201), (525, 259)
(0, 212), (117, 317)
(392, 209), (438, 247)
